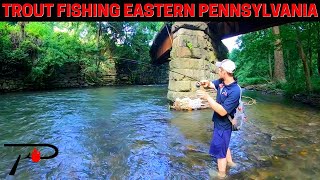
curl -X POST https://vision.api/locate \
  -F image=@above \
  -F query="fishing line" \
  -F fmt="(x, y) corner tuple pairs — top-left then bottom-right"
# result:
(107, 57), (201, 82)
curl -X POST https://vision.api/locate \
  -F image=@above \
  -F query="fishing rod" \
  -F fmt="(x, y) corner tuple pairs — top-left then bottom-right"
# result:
(108, 57), (202, 87)
(108, 57), (257, 105)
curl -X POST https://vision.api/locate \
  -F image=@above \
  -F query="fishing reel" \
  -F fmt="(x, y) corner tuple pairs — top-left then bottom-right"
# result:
(196, 81), (201, 88)
(196, 82), (206, 90)
(195, 81), (209, 90)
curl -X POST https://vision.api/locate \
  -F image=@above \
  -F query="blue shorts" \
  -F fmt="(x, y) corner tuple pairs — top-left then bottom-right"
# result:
(209, 128), (232, 159)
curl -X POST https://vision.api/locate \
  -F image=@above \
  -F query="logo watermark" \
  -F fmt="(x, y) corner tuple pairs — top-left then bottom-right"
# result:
(3, 144), (58, 176)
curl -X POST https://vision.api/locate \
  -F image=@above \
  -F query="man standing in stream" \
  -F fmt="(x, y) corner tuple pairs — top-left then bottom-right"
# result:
(196, 59), (240, 179)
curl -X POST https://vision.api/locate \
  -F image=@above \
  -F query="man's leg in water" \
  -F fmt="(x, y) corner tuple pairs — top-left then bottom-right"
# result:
(209, 129), (232, 178)
(226, 148), (237, 167)
(226, 148), (232, 162)
(217, 158), (227, 177)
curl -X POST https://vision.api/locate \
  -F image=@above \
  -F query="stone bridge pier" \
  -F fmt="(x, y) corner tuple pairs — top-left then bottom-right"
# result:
(167, 22), (228, 103)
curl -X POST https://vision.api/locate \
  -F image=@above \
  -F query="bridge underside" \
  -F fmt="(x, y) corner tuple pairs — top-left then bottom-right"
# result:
(150, 21), (296, 103)
(210, 20), (296, 39)
(150, 20), (296, 65)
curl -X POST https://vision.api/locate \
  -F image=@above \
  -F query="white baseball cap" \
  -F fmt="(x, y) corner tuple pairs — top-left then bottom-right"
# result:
(215, 59), (236, 73)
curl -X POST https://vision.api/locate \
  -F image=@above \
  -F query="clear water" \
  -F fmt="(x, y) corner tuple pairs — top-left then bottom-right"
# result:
(0, 86), (319, 179)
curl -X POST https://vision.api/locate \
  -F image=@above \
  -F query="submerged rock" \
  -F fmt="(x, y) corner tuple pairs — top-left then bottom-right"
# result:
(299, 150), (308, 156)
(257, 155), (270, 162)
(308, 123), (318, 126)
(278, 125), (294, 132)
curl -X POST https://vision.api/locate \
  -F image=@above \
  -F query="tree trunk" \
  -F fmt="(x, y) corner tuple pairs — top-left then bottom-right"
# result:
(318, 23), (320, 75)
(18, 22), (27, 40)
(309, 47), (313, 76)
(97, 22), (102, 46)
(268, 53), (273, 79)
(96, 22), (102, 76)
(307, 23), (313, 76)
(272, 26), (286, 83)
(318, 49), (320, 75)
(296, 25), (312, 93)
(286, 49), (290, 79)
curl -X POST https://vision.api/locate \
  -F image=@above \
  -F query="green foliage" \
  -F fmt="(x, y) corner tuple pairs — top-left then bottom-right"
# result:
(186, 41), (193, 50)
(109, 22), (164, 84)
(239, 77), (268, 86)
(0, 21), (164, 85)
(230, 22), (320, 96)
(25, 22), (53, 38)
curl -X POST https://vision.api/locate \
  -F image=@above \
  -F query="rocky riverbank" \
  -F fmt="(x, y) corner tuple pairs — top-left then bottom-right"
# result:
(0, 62), (94, 93)
(244, 84), (320, 108)
(244, 84), (284, 95)
(292, 94), (320, 108)
(0, 60), (169, 93)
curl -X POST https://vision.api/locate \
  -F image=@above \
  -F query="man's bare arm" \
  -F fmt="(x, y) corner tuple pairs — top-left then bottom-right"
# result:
(196, 89), (227, 116)
(206, 96), (227, 116)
